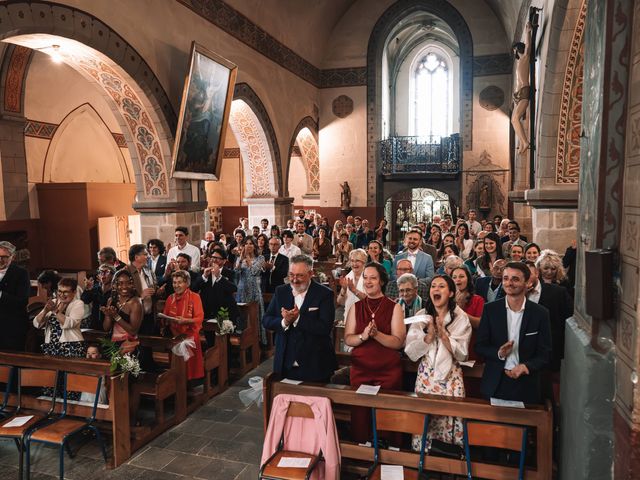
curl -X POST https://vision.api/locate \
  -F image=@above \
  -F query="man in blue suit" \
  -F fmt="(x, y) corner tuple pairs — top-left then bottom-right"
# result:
(475, 262), (551, 404)
(262, 254), (337, 382)
(392, 229), (434, 280)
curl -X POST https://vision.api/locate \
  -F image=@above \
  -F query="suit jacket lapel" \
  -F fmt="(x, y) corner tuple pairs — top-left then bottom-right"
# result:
(498, 303), (509, 344)
(414, 253), (424, 275)
(519, 301), (531, 345)
(298, 281), (315, 313)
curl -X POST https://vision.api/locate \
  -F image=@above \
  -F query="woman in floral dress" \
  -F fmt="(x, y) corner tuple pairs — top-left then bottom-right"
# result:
(234, 237), (266, 342)
(404, 274), (472, 450)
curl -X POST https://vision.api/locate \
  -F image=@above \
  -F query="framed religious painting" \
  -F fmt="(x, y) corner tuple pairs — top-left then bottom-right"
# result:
(171, 42), (237, 180)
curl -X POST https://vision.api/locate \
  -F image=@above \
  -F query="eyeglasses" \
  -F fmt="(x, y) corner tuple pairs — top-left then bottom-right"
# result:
(288, 273), (309, 280)
(57, 289), (73, 295)
(211, 256), (224, 261)
(97, 270), (113, 276)
(398, 288), (416, 294)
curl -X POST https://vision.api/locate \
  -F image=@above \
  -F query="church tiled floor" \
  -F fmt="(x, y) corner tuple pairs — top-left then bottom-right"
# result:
(0, 360), (272, 480)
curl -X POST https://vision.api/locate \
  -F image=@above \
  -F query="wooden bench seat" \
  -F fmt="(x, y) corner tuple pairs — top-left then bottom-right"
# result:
(229, 302), (260, 377)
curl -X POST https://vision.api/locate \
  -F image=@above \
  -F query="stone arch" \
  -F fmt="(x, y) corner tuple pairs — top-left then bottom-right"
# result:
(230, 82), (282, 198)
(287, 116), (319, 198)
(366, 0), (473, 207)
(0, 1), (177, 201)
(42, 103), (132, 183)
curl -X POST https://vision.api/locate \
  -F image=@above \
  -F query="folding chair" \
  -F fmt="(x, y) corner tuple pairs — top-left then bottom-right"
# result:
(0, 368), (59, 479)
(463, 420), (527, 480)
(25, 372), (108, 480)
(259, 401), (323, 480)
(366, 408), (430, 479)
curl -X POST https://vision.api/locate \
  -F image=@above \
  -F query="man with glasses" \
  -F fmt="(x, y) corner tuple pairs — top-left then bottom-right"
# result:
(261, 236), (289, 293)
(263, 254), (337, 382)
(0, 241), (29, 351)
(385, 259), (430, 300)
(196, 248), (241, 345)
(81, 264), (116, 330)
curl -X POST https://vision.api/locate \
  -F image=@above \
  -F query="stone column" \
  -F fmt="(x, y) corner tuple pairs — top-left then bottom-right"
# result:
(244, 197), (294, 229)
(0, 117), (29, 219)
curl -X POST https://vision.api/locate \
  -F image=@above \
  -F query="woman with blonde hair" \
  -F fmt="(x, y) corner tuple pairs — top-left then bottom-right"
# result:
(337, 248), (368, 318)
(536, 249), (572, 296)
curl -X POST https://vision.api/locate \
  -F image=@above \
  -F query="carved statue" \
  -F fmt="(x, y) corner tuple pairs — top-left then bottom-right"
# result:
(396, 203), (405, 226)
(340, 181), (351, 210)
(511, 22), (533, 155)
(479, 182), (491, 210)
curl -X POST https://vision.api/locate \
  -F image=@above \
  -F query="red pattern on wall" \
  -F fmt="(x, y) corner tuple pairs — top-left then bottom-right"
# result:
(556, 0), (587, 184)
(3, 46), (32, 114)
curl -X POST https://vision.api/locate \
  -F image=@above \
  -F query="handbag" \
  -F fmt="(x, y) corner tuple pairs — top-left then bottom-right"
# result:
(428, 439), (464, 459)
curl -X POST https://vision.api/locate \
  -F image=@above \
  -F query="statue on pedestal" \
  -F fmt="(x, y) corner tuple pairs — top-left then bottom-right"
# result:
(479, 182), (491, 210)
(511, 22), (533, 155)
(340, 181), (351, 210)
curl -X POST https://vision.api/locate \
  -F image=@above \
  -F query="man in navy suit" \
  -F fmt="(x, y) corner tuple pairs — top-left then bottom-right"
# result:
(475, 262), (551, 404)
(263, 254), (337, 382)
(475, 259), (507, 302)
(260, 237), (289, 293)
(392, 229), (434, 280)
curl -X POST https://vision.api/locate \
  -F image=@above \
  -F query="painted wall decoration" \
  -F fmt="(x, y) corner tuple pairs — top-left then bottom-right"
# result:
(172, 42), (237, 181)
(479, 86), (505, 111)
(556, 0), (586, 184)
(3, 45), (32, 114)
(332, 95), (354, 118)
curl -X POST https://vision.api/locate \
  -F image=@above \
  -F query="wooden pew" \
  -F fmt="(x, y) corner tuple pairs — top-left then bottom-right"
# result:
(199, 326), (229, 401)
(0, 351), (131, 468)
(262, 293), (275, 360)
(229, 302), (260, 377)
(263, 374), (553, 480)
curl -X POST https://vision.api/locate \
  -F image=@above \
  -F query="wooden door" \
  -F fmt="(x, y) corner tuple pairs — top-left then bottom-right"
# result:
(98, 216), (129, 263)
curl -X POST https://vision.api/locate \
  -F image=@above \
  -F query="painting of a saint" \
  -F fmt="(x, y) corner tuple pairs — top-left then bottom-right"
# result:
(171, 42), (237, 180)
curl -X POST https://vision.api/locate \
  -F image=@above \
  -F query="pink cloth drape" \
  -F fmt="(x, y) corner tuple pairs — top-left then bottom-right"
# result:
(261, 394), (341, 480)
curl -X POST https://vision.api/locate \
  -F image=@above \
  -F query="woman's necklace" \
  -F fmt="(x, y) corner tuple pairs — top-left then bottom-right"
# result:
(364, 296), (384, 320)
(117, 296), (132, 310)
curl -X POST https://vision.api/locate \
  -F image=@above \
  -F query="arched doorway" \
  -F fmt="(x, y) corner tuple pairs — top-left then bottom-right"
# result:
(287, 116), (320, 204)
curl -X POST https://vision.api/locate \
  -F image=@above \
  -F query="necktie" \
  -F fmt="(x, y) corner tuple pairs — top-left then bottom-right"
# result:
(269, 255), (276, 282)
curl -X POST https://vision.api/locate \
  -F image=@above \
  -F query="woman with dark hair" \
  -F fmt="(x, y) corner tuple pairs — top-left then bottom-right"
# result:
(483, 221), (496, 233)
(334, 232), (353, 264)
(367, 239), (392, 276)
(256, 233), (270, 258)
(404, 274), (471, 450)
(278, 230), (302, 260)
(101, 269), (143, 355)
(452, 267), (484, 365)
(437, 243), (460, 273)
(474, 232), (503, 277)
(464, 240), (484, 276)
(36, 270), (62, 299)
(454, 223), (473, 260)
(147, 238), (167, 279)
(344, 262), (406, 443)
(270, 225), (281, 238)
(234, 237), (266, 340)
(312, 227), (333, 261)
(427, 224), (443, 251)
(374, 219), (389, 247)
(524, 242), (541, 263)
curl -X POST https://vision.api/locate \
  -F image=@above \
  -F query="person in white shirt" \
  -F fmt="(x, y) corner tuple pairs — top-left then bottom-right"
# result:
(279, 230), (302, 260)
(167, 226), (201, 272)
(466, 209), (482, 238)
(200, 231), (215, 252)
(260, 218), (270, 236)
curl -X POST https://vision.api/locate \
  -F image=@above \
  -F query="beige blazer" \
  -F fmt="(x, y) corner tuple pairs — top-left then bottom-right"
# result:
(34, 298), (85, 344)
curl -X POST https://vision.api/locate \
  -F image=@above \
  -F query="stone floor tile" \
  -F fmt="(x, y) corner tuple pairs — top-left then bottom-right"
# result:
(129, 446), (179, 470)
(162, 452), (212, 476)
(234, 463), (260, 480)
(232, 426), (264, 444)
(198, 439), (262, 464)
(164, 433), (211, 455)
(194, 458), (247, 480)
(202, 421), (244, 440)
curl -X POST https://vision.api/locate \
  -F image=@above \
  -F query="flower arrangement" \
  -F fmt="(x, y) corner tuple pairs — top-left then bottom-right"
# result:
(216, 307), (235, 336)
(316, 272), (328, 283)
(98, 338), (142, 377)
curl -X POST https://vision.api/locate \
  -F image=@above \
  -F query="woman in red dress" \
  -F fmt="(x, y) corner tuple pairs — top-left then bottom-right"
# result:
(344, 262), (406, 443)
(163, 270), (204, 381)
(451, 266), (484, 361)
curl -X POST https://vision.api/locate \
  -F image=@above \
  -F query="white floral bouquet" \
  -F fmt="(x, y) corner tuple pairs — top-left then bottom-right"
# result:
(215, 307), (235, 336)
(99, 338), (142, 377)
(316, 272), (328, 283)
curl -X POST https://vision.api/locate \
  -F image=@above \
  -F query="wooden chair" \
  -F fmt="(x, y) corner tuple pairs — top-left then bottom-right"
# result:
(367, 408), (430, 480)
(259, 401), (323, 480)
(229, 302), (260, 377)
(463, 420), (527, 480)
(0, 366), (15, 418)
(0, 368), (59, 479)
(25, 372), (107, 480)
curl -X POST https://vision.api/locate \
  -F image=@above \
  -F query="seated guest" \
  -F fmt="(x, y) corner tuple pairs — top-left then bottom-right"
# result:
(524, 242), (541, 263)
(464, 240), (484, 276)
(475, 259), (506, 303)
(0, 241), (30, 351)
(81, 264), (115, 330)
(262, 254), (336, 381)
(475, 262), (551, 403)
(98, 247), (126, 270)
(509, 243), (524, 262)
(344, 262), (406, 443)
(393, 229), (435, 280)
(279, 230), (302, 260)
(261, 236), (289, 293)
(294, 221), (314, 255)
(405, 275), (472, 450)
(452, 266), (484, 362)
(396, 273), (425, 318)
(474, 232), (504, 277)
(196, 248), (241, 344)
(312, 227), (333, 261)
(385, 259), (429, 300)
(159, 253), (200, 296)
(163, 271), (204, 382)
(37, 269), (62, 299)
(334, 232), (353, 264)
(80, 345), (108, 405)
(367, 240), (392, 276)
(337, 248), (367, 318)
(34, 277), (86, 360)
(147, 239), (167, 279)
(167, 226), (201, 272)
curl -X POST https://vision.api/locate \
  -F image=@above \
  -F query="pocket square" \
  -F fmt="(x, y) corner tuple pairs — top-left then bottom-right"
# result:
(308, 307), (319, 311)
(525, 331), (538, 336)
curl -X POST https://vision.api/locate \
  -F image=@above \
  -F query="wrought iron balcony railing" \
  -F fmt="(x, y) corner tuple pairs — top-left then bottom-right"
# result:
(379, 134), (460, 174)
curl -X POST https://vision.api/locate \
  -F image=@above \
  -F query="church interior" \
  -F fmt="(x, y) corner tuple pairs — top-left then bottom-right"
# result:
(0, 0), (636, 479)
